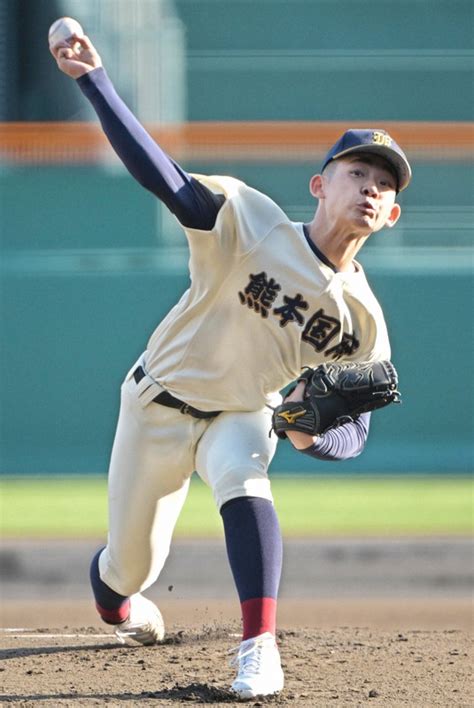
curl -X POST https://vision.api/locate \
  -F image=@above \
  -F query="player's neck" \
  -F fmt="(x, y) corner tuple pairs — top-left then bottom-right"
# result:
(306, 218), (370, 273)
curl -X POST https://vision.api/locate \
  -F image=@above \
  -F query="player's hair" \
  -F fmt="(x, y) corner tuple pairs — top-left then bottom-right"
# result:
(321, 160), (338, 178)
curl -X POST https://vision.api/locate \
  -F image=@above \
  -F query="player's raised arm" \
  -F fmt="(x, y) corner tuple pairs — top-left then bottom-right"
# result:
(49, 27), (224, 230)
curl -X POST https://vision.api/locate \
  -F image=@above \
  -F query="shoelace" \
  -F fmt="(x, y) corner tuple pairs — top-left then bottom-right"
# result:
(228, 636), (271, 671)
(116, 619), (157, 637)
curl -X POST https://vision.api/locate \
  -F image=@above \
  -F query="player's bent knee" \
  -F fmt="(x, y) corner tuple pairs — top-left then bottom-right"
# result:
(104, 572), (146, 598)
(99, 545), (168, 597)
(212, 466), (273, 510)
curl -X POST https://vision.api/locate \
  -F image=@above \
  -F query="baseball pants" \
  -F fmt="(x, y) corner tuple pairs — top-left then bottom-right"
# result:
(98, 358), (279, 597)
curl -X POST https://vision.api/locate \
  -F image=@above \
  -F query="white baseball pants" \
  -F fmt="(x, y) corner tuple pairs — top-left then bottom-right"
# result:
(98, 359), (279, 597)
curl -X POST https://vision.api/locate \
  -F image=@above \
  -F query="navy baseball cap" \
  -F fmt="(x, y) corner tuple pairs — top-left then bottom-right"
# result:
(321, 128), (412, 191)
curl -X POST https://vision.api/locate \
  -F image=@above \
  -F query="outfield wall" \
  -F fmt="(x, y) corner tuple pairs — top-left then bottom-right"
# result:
(1, 0), (472, 475)
(1, 164), (472, 475)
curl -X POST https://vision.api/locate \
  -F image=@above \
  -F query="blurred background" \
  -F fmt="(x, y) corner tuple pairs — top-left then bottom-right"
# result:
(0, 0), (473, 477)
(0, 0), (473, 643)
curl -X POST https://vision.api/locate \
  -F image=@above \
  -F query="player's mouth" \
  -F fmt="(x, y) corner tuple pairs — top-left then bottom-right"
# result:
(357, 201), (377, 217)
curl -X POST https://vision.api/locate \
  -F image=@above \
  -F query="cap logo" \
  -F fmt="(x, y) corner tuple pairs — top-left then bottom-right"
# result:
(372, 131), (392, 147)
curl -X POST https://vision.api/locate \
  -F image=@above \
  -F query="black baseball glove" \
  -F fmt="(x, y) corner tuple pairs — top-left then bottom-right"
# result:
(271, 360), (401, 439)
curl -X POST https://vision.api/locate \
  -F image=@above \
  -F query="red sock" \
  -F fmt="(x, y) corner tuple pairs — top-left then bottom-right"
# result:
(241, 597), (277, 640)
(95, 600), (130, 625)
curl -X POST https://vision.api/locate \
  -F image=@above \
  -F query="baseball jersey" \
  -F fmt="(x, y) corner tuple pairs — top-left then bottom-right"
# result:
(144, 174), (390, 411)
(78, 67), (390, 435)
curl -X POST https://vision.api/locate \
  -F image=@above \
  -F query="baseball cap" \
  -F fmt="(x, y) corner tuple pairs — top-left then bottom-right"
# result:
(321, 128), (412, 191)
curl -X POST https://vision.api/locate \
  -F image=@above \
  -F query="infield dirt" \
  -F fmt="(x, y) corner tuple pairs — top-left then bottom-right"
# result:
(1, 607), (472, 707)
(1, 538), (472, 705)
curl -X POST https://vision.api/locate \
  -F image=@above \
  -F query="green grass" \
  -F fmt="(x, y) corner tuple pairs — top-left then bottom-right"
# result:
(0, 476), (472, 538)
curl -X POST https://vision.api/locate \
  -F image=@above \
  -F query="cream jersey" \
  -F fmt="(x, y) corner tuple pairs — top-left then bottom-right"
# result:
(144, 175), (390, 412)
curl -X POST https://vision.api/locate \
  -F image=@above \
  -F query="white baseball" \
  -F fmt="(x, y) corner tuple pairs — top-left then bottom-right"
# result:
(48, 17), (84, 47)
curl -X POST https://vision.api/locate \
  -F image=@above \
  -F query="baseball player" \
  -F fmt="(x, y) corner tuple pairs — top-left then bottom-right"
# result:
(50, 30), (411, 700)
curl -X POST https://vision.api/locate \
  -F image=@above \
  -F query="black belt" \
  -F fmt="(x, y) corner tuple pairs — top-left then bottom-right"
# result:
(133, 366), (221, 420)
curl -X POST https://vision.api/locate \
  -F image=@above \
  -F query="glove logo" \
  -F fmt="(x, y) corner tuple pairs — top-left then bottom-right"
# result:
(277, 407), (306, 425)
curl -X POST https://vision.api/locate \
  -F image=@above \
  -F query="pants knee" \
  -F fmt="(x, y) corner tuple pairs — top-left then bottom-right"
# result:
(212, 465), (273, 510)
(99, 544), (170, 596)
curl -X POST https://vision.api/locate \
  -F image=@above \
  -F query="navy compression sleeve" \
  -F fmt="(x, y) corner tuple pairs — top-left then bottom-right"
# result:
(76, 67), (224, 230)
(301, 412), (371, 461)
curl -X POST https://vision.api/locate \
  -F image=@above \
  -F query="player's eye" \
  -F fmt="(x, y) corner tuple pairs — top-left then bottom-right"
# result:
(351, 169), (364, 177)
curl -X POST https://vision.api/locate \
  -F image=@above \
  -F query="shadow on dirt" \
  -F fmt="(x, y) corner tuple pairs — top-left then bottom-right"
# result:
(0, 642), (121, 661)
(0, 684), (284, 704)
(0, 626), (241, 662)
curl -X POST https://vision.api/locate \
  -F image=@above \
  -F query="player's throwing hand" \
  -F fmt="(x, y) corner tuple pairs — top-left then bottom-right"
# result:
(49, 34), (102, 79)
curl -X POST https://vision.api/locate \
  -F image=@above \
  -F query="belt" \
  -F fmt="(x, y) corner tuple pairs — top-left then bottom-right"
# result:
(133, 366), (221, 420)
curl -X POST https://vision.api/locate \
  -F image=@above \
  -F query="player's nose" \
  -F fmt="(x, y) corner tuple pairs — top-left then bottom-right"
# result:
(361, 182), (379, 198)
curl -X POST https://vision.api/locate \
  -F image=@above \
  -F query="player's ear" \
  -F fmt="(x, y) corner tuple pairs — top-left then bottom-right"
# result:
(384, 203), (402, 229)
(309, 174), (325, 199)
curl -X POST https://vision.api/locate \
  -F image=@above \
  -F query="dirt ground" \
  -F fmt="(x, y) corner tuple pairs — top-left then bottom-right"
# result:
(1, 599), (472, 707)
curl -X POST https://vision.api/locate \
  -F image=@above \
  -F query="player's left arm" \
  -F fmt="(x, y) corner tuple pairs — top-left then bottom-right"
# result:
(283, 381), (371, 460)
(294, 413), (371, 460)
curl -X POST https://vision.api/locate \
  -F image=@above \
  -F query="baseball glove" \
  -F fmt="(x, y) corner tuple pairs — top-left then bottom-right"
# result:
(271, 360), (400, 439)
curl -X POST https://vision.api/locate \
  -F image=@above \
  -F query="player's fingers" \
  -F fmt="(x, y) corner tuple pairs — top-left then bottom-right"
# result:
(48, 39), (69, 58)
(284, 381), (305, 403)
(73, 34), (94, 51)
(71, 34), (102, 64)
(57, 47), (75, 61)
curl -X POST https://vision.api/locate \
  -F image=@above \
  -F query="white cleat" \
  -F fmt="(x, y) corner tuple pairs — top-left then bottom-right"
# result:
(114, 593), (165, 646)
(229, 631), (284, 700)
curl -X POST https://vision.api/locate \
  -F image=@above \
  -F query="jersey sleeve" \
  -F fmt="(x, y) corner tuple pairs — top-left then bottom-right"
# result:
(300, 412), (371, 461)
(184, 174), (291, 257)
(76, 67), (224, 230)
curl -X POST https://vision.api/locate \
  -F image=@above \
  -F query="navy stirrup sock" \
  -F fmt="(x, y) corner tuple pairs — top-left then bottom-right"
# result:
(220, 496), (282, 640)
(89, 548), (130, 624)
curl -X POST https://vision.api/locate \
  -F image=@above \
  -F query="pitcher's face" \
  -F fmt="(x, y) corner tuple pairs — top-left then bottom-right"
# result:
(312, 155), (401, 234)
